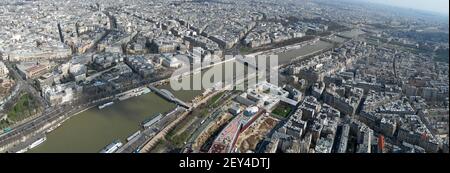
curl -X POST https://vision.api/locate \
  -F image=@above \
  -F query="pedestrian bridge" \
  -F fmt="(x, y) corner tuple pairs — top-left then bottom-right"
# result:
(148, 85), (191, 109)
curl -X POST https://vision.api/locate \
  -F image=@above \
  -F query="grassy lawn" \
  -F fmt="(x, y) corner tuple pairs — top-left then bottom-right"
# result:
(271, 104), (293, 119)
(166, 91), (227, 148)
(170, 130), (191, 147)
(208, 92), (225, 108)
(0, 120), (12, 130)
(167, 106), (209, 148)
(239, 46), (253, 55)
(7, 93), (39, 122)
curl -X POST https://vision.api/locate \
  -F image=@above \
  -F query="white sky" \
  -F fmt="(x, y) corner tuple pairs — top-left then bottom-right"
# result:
(365, 0), (449, 15)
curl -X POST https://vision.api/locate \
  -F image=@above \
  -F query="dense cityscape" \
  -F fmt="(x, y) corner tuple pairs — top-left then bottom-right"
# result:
(0, 0), (448, 153)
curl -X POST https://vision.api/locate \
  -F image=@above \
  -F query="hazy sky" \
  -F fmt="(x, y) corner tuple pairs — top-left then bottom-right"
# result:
(365, 0), (449, 15)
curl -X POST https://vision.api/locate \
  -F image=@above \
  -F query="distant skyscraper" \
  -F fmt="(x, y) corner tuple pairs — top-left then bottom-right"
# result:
(57, 22), (64, 43)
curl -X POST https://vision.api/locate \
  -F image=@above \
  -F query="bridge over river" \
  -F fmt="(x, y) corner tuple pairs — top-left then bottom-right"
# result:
(148, 85), (191, 109)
